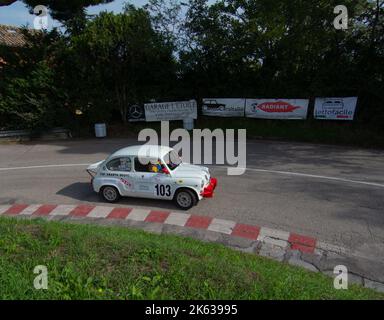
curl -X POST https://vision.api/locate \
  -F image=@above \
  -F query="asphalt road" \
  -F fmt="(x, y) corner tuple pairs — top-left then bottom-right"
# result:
(1, 138), (384, 260)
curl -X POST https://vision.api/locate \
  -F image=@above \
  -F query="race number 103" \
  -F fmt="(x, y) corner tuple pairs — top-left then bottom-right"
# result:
(188, 304), (238, 315)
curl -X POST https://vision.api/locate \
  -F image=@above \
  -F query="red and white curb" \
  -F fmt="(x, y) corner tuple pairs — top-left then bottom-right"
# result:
(2, 203), (384, 292)
(0, 203), (343, 255)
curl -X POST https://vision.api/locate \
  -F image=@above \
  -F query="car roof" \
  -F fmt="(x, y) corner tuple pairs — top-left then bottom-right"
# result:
(109, 145), (173, 159)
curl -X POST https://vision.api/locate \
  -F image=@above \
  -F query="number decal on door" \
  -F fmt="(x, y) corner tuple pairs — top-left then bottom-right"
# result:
(155, 184), (171, 197)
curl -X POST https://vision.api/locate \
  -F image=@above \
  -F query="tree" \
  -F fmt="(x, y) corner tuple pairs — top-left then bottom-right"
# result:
(65, 6), (176, 123)
(0, 29), (69, 130)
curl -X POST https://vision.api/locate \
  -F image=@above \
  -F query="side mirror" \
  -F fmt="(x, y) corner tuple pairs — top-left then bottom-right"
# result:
(162, 167), (170, 175)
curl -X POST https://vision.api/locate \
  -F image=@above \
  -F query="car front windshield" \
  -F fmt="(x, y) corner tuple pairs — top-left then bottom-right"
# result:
(164, 150), (182, 170)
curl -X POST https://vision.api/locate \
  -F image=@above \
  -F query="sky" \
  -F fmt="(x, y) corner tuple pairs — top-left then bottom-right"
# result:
(0, 0), (148, 29)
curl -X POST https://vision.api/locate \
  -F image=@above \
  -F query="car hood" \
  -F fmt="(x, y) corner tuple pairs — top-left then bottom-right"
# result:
(171, 163), (210, 180)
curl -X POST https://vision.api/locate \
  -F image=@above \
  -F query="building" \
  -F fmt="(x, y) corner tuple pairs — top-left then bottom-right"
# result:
(0, 24), (28, 68)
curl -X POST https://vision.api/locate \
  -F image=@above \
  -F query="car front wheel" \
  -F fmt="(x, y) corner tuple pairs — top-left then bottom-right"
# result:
(174, 189), (197, 210)
(100, 186), (120, 203)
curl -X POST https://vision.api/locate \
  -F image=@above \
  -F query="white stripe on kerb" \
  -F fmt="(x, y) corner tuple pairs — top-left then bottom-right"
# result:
(164, 212), (190, 226)
(317, 241), (348, 255)
(19, 204), (43, 215)
(208, 218), (236, 234)
(87, 206), (114, 218)
(257, 227), (290, 241)
(49, 205), (76, 216)
(0, 205), (11, 214)
(126, 209), (150, 221)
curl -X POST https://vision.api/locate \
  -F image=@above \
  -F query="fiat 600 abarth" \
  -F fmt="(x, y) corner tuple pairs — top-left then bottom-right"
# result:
(86, 145), (217, 210)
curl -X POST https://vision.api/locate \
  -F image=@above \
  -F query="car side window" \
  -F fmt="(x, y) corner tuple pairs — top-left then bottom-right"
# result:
(134, 157), (164, 173)
(106, 157), (132, 172)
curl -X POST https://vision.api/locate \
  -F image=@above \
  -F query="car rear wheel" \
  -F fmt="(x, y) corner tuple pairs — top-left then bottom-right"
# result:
(100, 186), (120, 203)
(174, 189), (197, 210)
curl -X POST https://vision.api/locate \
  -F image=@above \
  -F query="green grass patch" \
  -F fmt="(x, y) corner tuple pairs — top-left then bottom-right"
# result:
(0, 217), (382, 300)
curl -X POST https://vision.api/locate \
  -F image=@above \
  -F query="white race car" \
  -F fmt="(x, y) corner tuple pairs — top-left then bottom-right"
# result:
(86, 145), (217, 210)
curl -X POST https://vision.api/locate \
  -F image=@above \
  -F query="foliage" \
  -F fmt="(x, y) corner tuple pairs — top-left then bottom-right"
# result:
(0, 0), (383, 139)
(0, 29), (70, 131)
(0, 61), (68, 130)
(64, 6), (176, 123)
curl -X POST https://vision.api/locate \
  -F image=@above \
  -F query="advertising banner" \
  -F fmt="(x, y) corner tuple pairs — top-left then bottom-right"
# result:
(144, 100), (197, 122)
(202, 98), (245, 117)
(314, 97), (358, 120)
(245, 99), (309, 119)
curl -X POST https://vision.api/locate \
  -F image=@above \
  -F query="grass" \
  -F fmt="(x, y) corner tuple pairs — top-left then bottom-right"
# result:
(0, 216), (382, 300)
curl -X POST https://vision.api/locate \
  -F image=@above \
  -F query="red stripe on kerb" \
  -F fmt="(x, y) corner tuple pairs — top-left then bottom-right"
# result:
(231, 223), (260, 240)
(33, 204), (57, 216)
(3, 204), (29, 215)
(69, 205), (95, 217)
(289, 233), (317, 254)
(145, 211), (170, 223)
(107, 207), (132, 219)
(185, 215), (213, 229)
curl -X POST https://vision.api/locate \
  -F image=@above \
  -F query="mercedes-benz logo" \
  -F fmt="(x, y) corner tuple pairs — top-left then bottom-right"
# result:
(129, 104), (143, 119)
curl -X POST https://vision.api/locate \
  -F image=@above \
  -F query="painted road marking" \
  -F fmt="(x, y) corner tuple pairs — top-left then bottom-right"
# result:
(185, 215), (213, 229)
(32, 204), (57, 216)
(1, 163), (384, 188)
(20, 204), (43, 215)
(107, 207), (132, 219)
(208, 218), (236, 234)
(289, 233), (317, 254)
(0, 203), (351, 256)
(145, 211), (170, 223)
(70, 205), (95, 217)
(231, 223), (260, 240)
(50, 205), (77, 216)
(88, 206), (113, 218)
(0, 205), (12, 214)
(212, 166), (384, 188)
(3, 204), (29, 215)
(258, 227), (290, 242)
(317, 241), (349, 255)
(127, 208), (150, 221)
(164, 212), (191, 226)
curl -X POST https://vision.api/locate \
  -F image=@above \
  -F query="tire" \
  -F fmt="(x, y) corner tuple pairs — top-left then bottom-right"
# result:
(100, 186), (120, 203)
(174, 188), (198, 210)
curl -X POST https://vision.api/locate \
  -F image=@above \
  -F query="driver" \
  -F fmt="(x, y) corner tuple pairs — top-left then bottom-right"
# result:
(148, 160), (163, 173)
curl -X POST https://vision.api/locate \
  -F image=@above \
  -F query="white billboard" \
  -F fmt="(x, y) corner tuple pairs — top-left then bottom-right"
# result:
(314, 97), (357, 120)
(202, 98), (245, 117)
(245, 99), (309, 119)
(144, 100), (197, 122)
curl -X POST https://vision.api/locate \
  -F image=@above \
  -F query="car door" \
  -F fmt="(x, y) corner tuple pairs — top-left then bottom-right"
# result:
(103, 156), (134, 196)
(132, 157), (174, 200)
